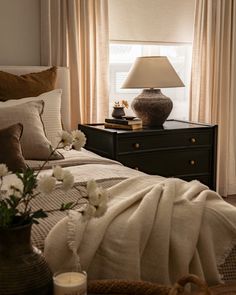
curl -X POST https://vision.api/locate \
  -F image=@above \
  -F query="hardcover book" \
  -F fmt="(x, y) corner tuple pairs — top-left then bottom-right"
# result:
(105, 117), (142, 125)
(104, 122), (142, 130)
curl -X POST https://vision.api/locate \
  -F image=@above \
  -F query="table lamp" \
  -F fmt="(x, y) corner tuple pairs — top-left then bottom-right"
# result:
(122, 56), (184, 126)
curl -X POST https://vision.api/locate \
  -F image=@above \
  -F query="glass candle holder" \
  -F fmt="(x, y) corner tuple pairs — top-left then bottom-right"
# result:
(53, 270), (87, 295)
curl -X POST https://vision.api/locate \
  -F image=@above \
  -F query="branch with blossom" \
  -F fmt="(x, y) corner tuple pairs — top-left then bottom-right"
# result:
(0, 130), (109, 228)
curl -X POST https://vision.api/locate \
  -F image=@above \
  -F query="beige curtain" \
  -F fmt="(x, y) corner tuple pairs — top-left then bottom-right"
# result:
(40, 0), (109, 129)
(190, 0), (236, 196)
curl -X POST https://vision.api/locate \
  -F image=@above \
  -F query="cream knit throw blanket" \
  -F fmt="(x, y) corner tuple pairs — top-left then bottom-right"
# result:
(44, 176), (236, 286)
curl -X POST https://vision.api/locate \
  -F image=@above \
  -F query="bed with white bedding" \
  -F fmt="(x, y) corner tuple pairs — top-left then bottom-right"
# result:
(24, 148), (236, 286)
(2, 146), (231, 286)
(0, 66), (236, 287)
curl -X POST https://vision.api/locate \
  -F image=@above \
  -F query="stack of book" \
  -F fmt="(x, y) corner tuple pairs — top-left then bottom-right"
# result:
(104, 117), (142, 130)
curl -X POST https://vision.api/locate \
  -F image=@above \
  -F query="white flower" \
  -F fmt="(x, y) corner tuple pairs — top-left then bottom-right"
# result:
(60, 131), (73, 147)
(72, 130), (86, 151)
(53, 165), (64, 180)
(72, 140), (84, 151)
(87, 179), (100, 205)
(72, 130), (86, 141)
(94, 189), (108, 218)
(37, 176), (56, 194)
(87, 179), (97, 196)
(0, 164), (8, 177)
(8, 178), (23, 197)
(87, 179), (108, 206)
(86, 179), (109, 218)
(52, 167), (74, 191)
(61, 170), (74, 191)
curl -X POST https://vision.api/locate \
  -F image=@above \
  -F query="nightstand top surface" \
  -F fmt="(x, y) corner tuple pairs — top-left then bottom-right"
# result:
(80, 120), (216, 134)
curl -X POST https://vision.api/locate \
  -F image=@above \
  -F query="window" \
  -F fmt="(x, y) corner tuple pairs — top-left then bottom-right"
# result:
(109, 44), (192, 120)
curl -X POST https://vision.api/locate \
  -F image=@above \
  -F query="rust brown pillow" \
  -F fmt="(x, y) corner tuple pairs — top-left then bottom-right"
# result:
(0, 123), (27, 172)
(0, 67), (57, 101)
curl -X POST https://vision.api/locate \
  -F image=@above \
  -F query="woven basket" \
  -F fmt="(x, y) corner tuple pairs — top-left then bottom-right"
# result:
(88, 274), (212, 295)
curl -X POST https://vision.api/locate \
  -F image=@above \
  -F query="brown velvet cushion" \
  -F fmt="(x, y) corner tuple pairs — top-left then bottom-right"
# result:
(0, 67), (57, 101)
(0, 123), (27, 172)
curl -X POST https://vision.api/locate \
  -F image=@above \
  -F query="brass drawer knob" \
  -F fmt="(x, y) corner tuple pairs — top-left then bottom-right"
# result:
(133, 143), (140, 149)
(189, 160), (196, 165)
(190, 137), (196, 143)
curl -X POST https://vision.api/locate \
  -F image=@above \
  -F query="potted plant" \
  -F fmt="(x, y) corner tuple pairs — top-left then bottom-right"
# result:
(112, 100), (129, 118)
(0, 130), (108, 295)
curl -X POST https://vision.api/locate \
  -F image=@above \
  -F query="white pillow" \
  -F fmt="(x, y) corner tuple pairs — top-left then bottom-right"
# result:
(0, 89), (63, 147)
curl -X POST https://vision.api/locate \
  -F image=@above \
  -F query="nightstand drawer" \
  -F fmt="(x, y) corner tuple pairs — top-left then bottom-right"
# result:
(118, 149), (211, 176)
(117, 132), (212, 153)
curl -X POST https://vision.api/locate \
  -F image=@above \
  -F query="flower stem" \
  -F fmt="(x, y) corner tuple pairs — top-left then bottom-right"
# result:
(36, 141), (62, 177)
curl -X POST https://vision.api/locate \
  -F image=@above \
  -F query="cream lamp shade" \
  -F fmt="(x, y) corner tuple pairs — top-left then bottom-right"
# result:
(122, 56), (184, 126)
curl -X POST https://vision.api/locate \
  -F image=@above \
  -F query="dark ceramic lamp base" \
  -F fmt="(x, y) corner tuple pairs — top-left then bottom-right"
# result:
(131, 89), (173, 126)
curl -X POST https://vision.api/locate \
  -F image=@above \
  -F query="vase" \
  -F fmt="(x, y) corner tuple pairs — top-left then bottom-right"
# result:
(0, 223), (53, 295)
(131, 89), (173, 126)
(112, 107), (125, 119)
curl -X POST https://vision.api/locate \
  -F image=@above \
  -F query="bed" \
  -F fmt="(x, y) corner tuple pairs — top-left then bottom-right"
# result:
(0, 66), (236, 287)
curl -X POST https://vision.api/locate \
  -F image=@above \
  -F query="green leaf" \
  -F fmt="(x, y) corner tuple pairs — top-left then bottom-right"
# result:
(0, 201), (17, 227)
(5, 195), (21, 208)
(31, 209), (48, 220)
(20, 168), (38, 196)
(60, 202), (75, 211)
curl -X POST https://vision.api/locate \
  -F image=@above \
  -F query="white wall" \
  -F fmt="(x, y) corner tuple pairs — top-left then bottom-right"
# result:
(0, 0), (40, 65)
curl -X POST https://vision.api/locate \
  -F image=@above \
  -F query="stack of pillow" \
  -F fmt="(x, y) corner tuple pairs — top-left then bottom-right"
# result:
(0, 67), (64, 172)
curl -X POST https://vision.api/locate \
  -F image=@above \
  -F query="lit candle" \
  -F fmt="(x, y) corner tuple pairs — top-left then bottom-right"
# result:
(53, 272), (87, 295)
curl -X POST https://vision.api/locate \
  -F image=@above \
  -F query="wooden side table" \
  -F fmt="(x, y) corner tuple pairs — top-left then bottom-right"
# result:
(79, 120), (217, 190)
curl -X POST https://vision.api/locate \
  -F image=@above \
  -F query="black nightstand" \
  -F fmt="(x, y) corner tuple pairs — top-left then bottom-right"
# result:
(79, 120), (217, 190)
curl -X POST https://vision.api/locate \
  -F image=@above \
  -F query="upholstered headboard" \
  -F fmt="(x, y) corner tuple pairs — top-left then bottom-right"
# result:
(0, 66), (71, 131)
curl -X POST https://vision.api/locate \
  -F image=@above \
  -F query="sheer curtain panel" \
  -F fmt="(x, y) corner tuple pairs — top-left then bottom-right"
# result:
(190, 0), (236, 196)
(40, 0), (109, 128)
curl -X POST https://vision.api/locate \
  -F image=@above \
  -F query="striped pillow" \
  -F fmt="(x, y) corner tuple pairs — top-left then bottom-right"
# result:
(0, 89), (63, 147)
(0, 101), (63, 160)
